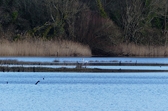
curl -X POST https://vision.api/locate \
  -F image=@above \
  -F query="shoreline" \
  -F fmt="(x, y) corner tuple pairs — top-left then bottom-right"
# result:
(0, 59), (167, 72)
(0, 66), (168, 72)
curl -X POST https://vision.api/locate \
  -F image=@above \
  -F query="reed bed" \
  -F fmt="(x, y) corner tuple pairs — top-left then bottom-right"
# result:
(0, 40), (92, 56)
(114, 43), (168, 57)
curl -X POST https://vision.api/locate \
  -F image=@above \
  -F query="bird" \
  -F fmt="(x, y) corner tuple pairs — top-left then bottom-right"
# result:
(35, 80), (40, 85)
(82, 58), (88, 64)
(82, 58), (88, 68)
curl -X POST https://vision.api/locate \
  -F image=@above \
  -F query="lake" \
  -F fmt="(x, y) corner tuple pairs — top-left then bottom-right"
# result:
(1, 56), (168, 63)
(0, 57), (168, 111)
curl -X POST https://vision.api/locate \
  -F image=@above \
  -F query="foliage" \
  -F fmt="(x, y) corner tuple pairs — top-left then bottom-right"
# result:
(96, 0), (107, 18)
(0, 0), (168, 56)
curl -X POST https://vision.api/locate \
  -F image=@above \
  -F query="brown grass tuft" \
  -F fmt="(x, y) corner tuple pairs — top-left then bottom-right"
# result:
(0, 39), (92, 57)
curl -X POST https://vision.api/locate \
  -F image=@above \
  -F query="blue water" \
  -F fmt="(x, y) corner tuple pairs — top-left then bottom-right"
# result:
(1, 72), (168, 85)
(0, 57), (168, 63)
(0, 57), (168, 111)
(0, 72), (168, 111)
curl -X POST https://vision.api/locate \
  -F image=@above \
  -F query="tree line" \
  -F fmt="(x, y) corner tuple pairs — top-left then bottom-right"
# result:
(0, 0), (168, 55)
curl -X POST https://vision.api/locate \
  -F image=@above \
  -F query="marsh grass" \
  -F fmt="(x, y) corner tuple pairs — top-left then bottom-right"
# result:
(0, 39), (92, 56)
(113, 43), (168, 57)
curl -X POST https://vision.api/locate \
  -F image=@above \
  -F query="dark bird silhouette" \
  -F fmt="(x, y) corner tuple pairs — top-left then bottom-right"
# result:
(35, 80), (40, 85)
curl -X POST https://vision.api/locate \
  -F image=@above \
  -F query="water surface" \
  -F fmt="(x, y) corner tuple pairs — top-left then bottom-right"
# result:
(0, 57), (168, 63)
(0, 72), (168, 111)
(0, 57), (168, 111)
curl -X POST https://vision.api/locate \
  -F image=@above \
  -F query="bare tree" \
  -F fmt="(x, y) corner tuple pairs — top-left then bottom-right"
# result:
(116, 0), (165, 43)
(47, 0), (88, 39)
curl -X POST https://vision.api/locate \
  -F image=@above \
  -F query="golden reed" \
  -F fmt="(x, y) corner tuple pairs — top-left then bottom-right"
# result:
(112, 43), (168, 57)
(0, 39), (92, 57)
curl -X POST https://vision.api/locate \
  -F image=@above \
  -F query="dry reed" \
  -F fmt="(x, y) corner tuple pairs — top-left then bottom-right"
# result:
(113, 43), (168, 57)
(0, 39), (92, 57)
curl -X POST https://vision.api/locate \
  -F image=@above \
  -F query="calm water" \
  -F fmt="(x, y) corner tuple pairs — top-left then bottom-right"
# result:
(0, 56), (168, 63)
(0, 72), (168, 111)
(1, 72), (168, 84)
(0, 57), (168, 111)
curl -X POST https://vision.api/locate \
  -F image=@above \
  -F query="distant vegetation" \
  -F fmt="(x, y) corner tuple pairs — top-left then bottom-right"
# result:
(0, 0), (168, 56)
(0, 38), (91, 56)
